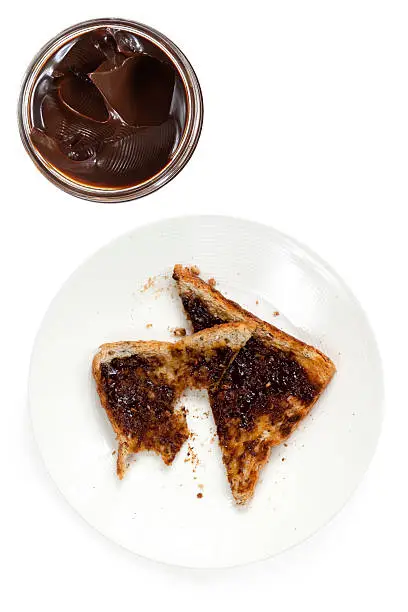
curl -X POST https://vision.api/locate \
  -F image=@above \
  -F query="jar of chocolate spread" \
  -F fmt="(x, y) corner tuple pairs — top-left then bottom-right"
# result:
(18, 18), (203, 202)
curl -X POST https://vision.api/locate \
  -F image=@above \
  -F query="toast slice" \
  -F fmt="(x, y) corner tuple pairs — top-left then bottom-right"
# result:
(173, 265), (336, 504)
(92, 322), (254, 478)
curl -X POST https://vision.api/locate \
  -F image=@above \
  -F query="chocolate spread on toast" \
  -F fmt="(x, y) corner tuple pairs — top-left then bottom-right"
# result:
(96, 328), (251, 471)
(100, 355), (183, 460)
(209, 337), (319, 439)
(180, 295), (319, 434)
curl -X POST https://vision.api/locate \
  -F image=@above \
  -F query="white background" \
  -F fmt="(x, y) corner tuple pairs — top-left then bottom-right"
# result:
(1, 0), (407, 610)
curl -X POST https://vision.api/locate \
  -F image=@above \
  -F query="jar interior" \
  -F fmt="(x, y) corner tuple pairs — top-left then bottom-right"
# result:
(29, 27), (188, 189)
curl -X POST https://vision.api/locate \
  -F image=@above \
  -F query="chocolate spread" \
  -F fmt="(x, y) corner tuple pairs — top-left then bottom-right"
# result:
(100, 355), (177, 438)
(179, 345), (234, 388)
(31, 28), (186, 188)
(181, 295), (225, 331)
(179, 294), (319, 436)
(209, 337), (319, 438)
(100, 343), (237, 449)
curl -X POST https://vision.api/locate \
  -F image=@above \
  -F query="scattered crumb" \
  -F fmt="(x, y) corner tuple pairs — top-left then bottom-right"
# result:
(283, 443), (288, 447)
(265, 382), (271, 388)
(172, 327), (186, 337)
(190, 265), (200, 275)
(256, 300), (259, 305)
(112, 450), (116, 455)
(281, 457), (286, 462)
(146, 323), (153, 329)
(142, 276), (155, 292)
(197, 493), (203, 499)
(184, 442), (199, 471)
(273, 311), (280, 317)
(208, 277), (216, 288)
(198, 484), (204, 490)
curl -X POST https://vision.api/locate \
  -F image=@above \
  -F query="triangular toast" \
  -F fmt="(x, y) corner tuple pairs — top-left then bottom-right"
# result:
(173, 265), (336, 504)
(93, 322), (254, 478)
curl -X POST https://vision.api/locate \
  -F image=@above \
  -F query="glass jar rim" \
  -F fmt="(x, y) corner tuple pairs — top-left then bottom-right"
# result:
(18, 17), (203, 203)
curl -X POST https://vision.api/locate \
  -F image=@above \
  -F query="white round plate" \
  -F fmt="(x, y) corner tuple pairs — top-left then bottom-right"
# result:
(29, 215), (383, 568)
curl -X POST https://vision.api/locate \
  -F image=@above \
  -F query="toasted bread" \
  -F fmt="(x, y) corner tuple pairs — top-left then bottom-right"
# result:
(173, 265), (336, 504)
(92, 322), (254, 478)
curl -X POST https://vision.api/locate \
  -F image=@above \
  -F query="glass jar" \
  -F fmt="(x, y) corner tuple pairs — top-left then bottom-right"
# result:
(18, 17), (203, 202)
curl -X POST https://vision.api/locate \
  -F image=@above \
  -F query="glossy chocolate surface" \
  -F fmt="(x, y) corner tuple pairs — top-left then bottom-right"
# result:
(31, 28), (186, 188)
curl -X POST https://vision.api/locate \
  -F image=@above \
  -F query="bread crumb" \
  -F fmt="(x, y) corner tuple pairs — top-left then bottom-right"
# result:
(197, 493), (203, 499)
(256, 300), (259, 305)
(112, 450), (116, 455)
(273, 311), (280, 316)
(281, 457), (286, 462)
(283, 443), (288, 447)
(190, 265), (200, 275)
(184, 442), (199, 470)
(142, 276), (155, 292)
(208, 278), (216, 288)
(265, 382), (271, 388)
(172, 327), (186, 337)
(198, 484), (204, 490)
(146, 323), (152, 329)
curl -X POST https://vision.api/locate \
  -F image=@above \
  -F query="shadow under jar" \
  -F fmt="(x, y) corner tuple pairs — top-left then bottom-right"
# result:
(18, 18), (203, 202)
